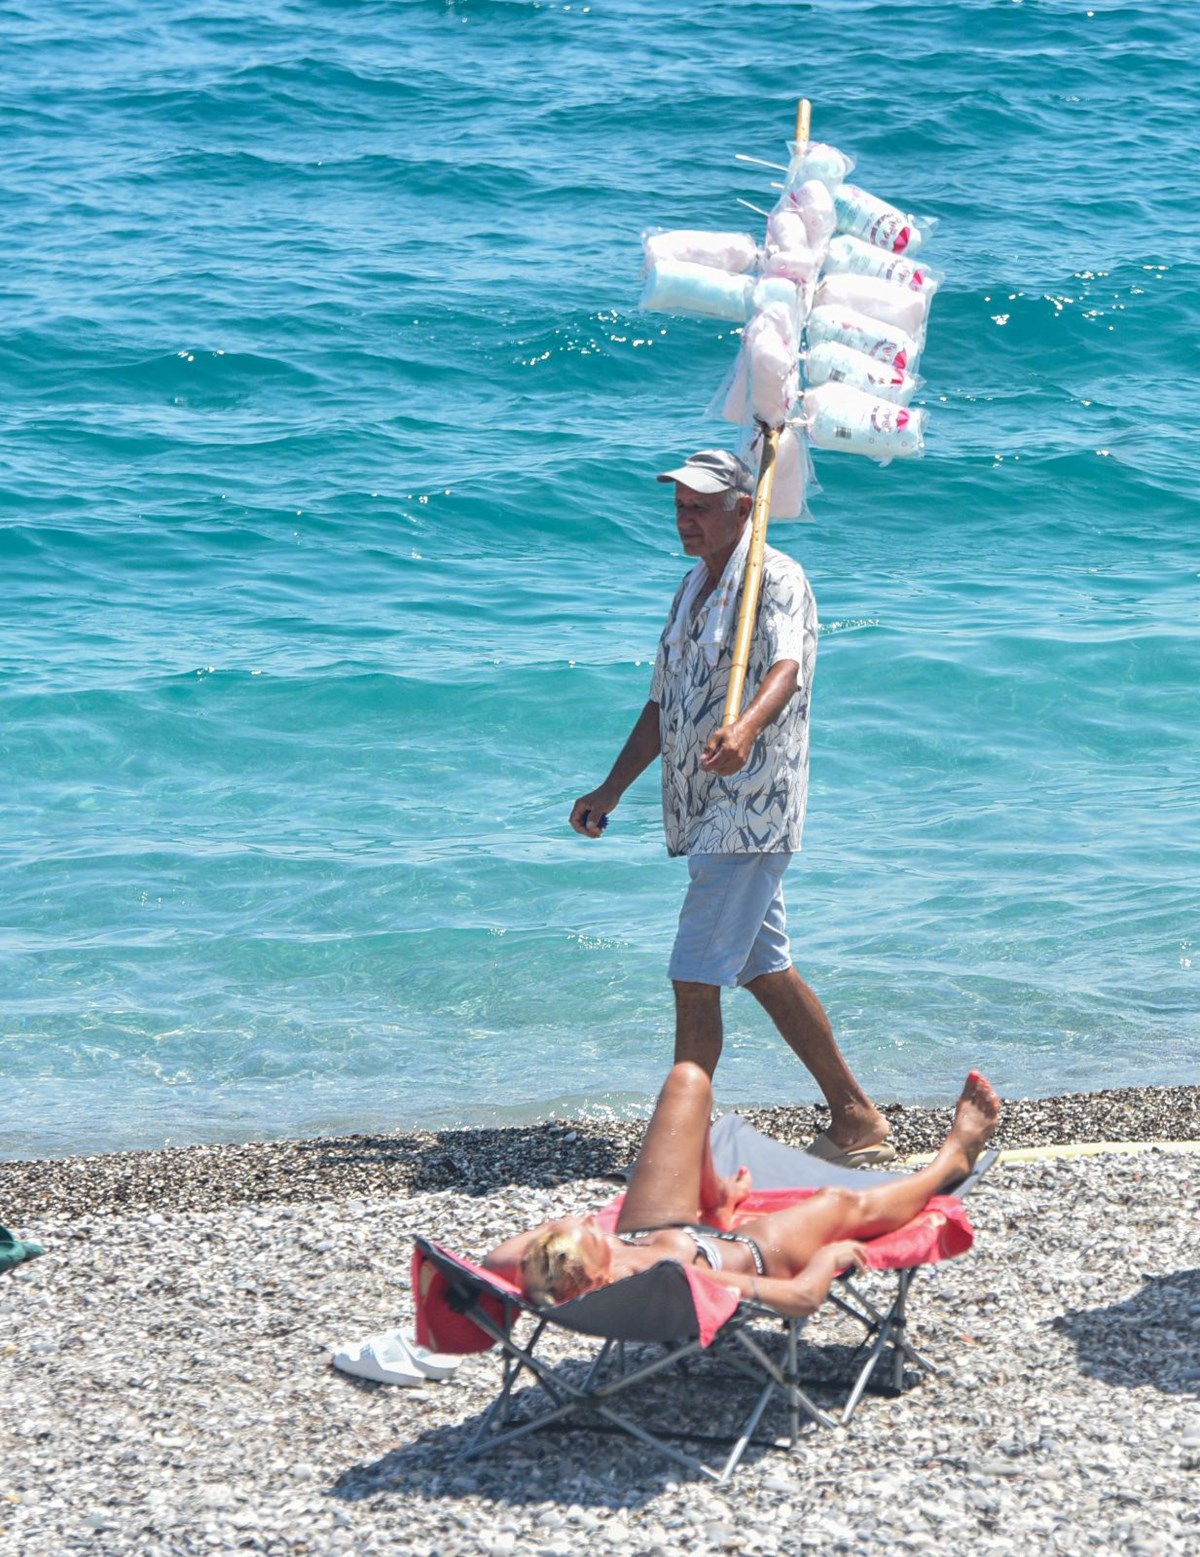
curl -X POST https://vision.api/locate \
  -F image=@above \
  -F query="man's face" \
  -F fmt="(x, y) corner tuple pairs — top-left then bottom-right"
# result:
(673, 482), (749, 563)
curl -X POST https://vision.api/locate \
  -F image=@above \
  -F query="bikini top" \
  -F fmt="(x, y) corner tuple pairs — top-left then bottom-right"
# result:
(616, 1222), (766, 1276)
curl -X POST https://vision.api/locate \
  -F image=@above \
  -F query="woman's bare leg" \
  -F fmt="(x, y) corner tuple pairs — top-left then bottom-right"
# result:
(616, 1062), (738, 1234)
(746, 1073), (1001, 1274)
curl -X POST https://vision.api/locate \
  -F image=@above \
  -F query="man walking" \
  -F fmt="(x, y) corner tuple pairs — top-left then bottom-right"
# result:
(570, 450), (893, 1164)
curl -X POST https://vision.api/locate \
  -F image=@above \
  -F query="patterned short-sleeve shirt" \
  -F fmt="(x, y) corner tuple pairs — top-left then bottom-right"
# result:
(650, 545), (817, 857)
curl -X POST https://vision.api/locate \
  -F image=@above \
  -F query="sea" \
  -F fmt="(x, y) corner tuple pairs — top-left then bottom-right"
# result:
(2, 0), (1196, 1160)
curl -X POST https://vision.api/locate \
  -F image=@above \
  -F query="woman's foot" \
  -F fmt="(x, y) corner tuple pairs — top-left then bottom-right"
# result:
(946, 1071), (1001, 1174)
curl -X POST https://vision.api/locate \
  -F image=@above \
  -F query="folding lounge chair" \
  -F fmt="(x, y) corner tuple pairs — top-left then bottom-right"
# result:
(412, 1121), (997, 1484)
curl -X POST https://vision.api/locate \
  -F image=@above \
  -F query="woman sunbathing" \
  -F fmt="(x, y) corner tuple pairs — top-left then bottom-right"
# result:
(483, 1063), (1000, 1317)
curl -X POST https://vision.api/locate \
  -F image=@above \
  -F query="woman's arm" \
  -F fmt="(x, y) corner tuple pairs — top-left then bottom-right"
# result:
(708, 1241), (867, 1318)
(481, 1227), (540, 1285)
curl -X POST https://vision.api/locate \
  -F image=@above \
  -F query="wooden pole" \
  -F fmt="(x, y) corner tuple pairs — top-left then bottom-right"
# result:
(721, 425), (781, 725)
(720, 98), (810, 728)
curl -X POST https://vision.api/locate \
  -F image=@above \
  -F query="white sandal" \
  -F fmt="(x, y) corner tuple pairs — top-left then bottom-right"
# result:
(331, 1329), (459, 1386)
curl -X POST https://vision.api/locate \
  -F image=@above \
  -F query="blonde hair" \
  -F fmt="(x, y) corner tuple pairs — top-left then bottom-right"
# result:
(519, 1224), (598, 1306)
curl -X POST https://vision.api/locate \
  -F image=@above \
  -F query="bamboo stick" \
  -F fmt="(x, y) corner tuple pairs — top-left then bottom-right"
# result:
(721, 425), (781, 725)
(720, 98), (810, 728)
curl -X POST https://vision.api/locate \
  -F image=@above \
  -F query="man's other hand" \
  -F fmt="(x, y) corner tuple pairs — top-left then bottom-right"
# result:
(569, 790), (615, 837)
(700, 721), (754, 775)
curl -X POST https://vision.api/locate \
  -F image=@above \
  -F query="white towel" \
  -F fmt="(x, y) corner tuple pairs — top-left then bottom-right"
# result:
(663, 527), (751, 669)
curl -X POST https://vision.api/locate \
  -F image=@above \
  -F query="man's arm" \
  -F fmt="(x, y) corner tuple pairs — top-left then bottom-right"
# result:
(569, 699), (662, 837)
(700, 658), (799, 777)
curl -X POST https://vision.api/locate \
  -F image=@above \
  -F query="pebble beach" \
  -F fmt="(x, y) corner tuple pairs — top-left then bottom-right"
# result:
(2, 1085), (1198, 1557)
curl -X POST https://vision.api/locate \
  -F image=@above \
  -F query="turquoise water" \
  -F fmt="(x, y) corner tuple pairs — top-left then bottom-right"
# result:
(2, 0), (1196, 1158)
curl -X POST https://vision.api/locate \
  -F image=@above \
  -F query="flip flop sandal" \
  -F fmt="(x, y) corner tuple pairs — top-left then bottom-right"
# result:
(803, 1131), (898, 1168)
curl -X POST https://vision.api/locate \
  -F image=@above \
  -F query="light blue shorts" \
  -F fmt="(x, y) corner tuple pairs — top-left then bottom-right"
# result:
(668, 852), (793, 988)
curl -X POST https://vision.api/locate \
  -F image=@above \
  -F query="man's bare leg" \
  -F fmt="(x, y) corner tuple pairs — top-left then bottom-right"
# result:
(744, 966), (890, 1152)
(672, 980), (724, 1076)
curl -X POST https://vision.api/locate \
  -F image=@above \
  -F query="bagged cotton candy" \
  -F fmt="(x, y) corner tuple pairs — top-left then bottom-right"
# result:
(641, 260), (755, 322)
(765, 249), (821, 286)
(767, 210), (808, 253)
(746, 302), (801, 425)
(834, 184), (933, 255)
(805, 341), (919, 406)
(643, 228), (760, 275)
(763, 248), (820, 284)
(782, 141), (854, 194)
(804, 382), (926, 461)
(808, 304), (921, 373)
(793, 178), (837, 252)
(823, 234), (940, 295)
(814, 274), (930, 340)
(717, 301), (800, 427)
(735, 425), (812, 521)
(773, 180), (837, 255)
(763, 210), (820, 283)
(766, 424), (811, 520)
(753, 275), (810, 321)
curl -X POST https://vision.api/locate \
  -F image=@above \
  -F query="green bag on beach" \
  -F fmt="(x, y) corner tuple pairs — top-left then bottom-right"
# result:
(0, 1225), (44, 1274)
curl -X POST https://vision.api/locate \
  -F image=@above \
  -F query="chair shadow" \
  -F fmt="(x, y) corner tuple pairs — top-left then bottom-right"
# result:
(1052, 1268), (1200, 1395)
(327, 1336), (881, 1505)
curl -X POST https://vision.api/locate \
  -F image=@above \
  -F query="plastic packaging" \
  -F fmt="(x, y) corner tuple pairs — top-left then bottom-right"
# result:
(766, 424), (810, 520)
(763, 210), (820, 282)
(766, 210), (808, 253)
(641, 259), (755, 322)
(833, 184), (934, 255)
(642, 228), (760, 275)
(716, 301), (800, 427)
(772, 179), (836, 260)
(807, 304), (920, 373)
(804, 341), (919, 406)
(823, 234), (940, 295)
(763, 247), (820, 285)
(727, 303), (797, 427)
(793, 178), (837, 253)
(733, 424), (813, 521)
(714, 350), (748, 423)
(751, 303), (802, 425)
(803, 382), (926, 461)
(752, 275), (809, 320)
(814, 273), (930, 340)
(782, 140), (854, 194)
